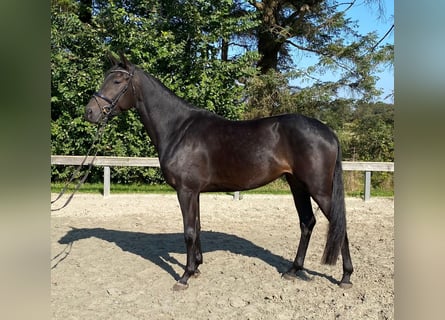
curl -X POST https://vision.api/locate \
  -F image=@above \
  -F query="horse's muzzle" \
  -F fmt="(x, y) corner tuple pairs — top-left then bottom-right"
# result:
(84, 103), (102, 123)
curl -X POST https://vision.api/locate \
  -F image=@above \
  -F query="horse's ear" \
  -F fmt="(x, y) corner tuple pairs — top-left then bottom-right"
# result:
(107, 51), (119, 66)
(119, 52), (132, 69)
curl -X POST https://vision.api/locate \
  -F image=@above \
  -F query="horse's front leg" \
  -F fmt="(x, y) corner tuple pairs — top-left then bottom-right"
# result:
(173, 189), (201, 290)
(194, 194), (203, 269)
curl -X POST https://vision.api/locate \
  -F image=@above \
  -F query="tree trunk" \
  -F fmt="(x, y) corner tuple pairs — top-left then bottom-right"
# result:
(257, 31), (281, 73)
(254, 0), (282, 74)
(253, 0), (322, 74)
(221, 38), (229, 61)
(79, 0), (92, 24)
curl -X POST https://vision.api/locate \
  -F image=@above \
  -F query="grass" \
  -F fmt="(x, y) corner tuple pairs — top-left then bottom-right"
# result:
(51, 182), (175, 194)
(51, 178), (393, 197)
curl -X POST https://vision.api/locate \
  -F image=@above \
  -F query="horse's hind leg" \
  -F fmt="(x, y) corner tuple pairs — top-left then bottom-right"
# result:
(283, 174), (316, 280)
(311, 189), (354, 288)
(339, 232), (353, 288)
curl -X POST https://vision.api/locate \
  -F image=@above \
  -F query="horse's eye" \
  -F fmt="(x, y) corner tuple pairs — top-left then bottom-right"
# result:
(114, 80), (121, 84)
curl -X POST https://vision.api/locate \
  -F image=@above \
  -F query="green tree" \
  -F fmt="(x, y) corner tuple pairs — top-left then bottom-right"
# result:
(349, 102), (394, 161)
(51, 0), (258, 183)
(145, 0), (259, 119)
(51, 0), (105, 157)
(51, 0), (393, 185)
(344, 101), (394, 192)
(237, 0), (393, 116)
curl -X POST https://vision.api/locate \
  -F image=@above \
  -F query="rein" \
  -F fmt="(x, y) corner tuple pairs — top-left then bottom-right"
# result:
(51, 69), (134, 212)
(50, 123), (106, 212)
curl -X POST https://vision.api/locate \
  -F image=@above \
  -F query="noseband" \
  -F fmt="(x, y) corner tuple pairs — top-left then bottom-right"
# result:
(93, 68), (135, 119)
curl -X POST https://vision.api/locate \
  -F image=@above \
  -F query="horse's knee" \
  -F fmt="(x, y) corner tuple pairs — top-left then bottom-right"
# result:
(184, 227), (197, 244)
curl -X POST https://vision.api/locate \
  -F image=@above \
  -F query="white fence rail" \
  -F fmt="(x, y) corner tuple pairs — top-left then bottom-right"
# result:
(51, 156), (394, 201)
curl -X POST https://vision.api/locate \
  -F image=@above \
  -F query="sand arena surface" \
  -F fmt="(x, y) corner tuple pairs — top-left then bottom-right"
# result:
(51, 193), (394, 319)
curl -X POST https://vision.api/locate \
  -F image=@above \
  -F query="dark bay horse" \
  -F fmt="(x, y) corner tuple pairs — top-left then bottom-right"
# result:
(85, 54), (353, 290)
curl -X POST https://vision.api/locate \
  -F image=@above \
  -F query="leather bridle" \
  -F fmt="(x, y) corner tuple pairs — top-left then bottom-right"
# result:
(93, 68), (135, 119)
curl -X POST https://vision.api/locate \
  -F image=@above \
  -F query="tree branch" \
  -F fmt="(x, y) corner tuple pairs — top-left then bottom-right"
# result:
(285, 39), (357, 76)
(247, 0), (263, 11)
(285, 39), (323, 55)
(370, 24), (394, 52)
(328, 1), (357, 13)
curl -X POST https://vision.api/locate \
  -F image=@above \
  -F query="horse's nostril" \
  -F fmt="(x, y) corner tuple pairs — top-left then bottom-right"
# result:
(85, 108), (93, 121)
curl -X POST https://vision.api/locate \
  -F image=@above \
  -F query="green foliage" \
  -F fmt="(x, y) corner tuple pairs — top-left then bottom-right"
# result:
(244, 70), (394, 164)
(244, 70), (294, 118)
(349, 102), (394, 161)
(51, 0), (259, 183)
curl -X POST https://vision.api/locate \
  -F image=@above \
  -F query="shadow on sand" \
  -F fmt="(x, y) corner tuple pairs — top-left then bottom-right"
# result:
(55, 227), (338, 285)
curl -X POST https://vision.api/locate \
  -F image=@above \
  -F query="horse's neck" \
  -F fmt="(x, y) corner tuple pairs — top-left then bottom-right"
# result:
(135, 71), (195, 156)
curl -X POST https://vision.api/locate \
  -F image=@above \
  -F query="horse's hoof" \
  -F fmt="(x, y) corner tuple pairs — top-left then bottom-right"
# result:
(193, 269), (201, 278)
(282, 270), (312, 282)
(172, 281), (189, 291)
(282, 272), (297, 281)
(339, 282), (353, 289)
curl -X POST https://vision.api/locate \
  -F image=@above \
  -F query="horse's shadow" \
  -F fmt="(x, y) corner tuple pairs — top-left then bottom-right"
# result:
(55, 227), (338, 285)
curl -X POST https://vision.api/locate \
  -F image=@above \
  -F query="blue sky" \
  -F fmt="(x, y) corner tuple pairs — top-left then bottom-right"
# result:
(347, 0), (394, 102)
(291, 0), (394, 102)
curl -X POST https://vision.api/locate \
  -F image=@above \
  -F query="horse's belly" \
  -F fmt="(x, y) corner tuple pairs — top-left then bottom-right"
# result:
(207, 158), (288, 191)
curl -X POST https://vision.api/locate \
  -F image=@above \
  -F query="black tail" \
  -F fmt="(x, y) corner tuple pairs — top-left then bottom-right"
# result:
(321, 141), (346, 265)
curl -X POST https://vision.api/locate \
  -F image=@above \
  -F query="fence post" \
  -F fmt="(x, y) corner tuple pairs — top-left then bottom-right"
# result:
(364, 171), (371, 201)
(104, 166), (110, 197)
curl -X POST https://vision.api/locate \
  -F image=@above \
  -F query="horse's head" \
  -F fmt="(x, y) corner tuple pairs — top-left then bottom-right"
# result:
(85, 53), (136, 123)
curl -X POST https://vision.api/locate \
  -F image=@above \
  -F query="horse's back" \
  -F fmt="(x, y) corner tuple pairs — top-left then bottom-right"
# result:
(188, 112), (339, 171)
(162, 112), (339, 192)
(275, 113), (338, 144)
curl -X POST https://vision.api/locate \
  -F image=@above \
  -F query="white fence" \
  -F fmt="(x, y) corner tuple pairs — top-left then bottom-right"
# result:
(51, 155), (394, 201)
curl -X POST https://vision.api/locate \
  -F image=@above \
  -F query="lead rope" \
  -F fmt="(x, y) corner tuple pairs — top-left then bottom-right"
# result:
(51, 120), (108, 212)
(51, 68), (135, 212)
